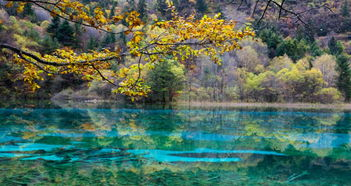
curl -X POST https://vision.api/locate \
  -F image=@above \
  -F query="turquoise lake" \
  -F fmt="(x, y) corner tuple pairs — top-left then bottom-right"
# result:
(0, 102), (350, 185)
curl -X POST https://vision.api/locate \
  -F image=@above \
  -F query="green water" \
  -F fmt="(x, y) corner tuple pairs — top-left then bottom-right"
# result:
(0, 102), (350, 185)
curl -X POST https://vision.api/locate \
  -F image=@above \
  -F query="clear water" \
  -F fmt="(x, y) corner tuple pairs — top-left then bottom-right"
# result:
(0, 102), (351, 185)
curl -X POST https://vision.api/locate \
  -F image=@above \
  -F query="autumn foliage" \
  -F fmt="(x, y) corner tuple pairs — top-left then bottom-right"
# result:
(1, 0), (254, 100)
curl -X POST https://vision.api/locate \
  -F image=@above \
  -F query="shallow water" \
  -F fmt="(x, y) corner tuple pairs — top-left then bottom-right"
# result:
(0, 103), (350, 185)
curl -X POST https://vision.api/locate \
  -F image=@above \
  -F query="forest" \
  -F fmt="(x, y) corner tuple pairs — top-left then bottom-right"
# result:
(1, 0), (351, 104)
(1, 1), (351, 185)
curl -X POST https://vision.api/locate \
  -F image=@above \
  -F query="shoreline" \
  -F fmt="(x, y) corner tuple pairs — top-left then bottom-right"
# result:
(175, 101), (351, 110)
(3, 99), (351, 110)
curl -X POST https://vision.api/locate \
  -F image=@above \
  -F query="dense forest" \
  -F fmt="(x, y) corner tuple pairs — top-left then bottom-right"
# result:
(1, 0), (351, 104)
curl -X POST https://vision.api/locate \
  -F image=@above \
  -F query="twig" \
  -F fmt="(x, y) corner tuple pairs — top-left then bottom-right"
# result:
(91, 64), (118, 86)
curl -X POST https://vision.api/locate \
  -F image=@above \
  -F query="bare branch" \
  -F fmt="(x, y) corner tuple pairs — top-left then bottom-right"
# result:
(270, 0), (307, 25)
(278, 0), (286, 19)
(252, 0), (261, 17)
(91, 65), (118, 86)
(257, 0), (272, 25)
(133, 54), (143, 87)
(5, 0), (129, 35)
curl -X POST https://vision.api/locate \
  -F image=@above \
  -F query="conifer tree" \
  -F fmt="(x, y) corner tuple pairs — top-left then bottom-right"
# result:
(87, 37), (100, 50)
(73, 23), (82, 48)
(342, 0), (350, 17)
(157, 0), (171, 20)
(137, 0), (147, 21)
(215, 6), (225, 19)
(258, 28), (283, 58)
(102, 33), (116, 49)
(147, 60), (185, 102)
(172, 0), (180, 11)
(47, 16), (60, 39)
(309, 41), (323, 57)
(57, 20), (75, 46)
(173, 0), (189, 12)
(41, 36), (60, 53)
(126, 0), (136, 12)
(179, 0), (189, 6)
(276, 38), (308, 61)
(109, 3), (116, 18)
(328, 37), (344, 55)
(336, 54), (351, 101)
(196, 0), (208, 15)
(22, 3), (34, 17)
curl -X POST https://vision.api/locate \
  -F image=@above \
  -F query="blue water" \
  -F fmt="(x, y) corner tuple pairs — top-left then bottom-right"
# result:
(0, 104), (350, 185)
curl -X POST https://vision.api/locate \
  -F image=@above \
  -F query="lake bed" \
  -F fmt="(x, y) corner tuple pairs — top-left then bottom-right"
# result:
(0, 103), (350, 185)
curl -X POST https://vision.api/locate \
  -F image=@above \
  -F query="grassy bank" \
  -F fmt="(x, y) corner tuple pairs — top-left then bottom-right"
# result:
(4, 98), (351, 110)
(176, 101), (351, 110)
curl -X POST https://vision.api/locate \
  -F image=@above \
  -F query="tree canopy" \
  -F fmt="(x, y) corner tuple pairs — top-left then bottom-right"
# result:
(1, 0), (350, 104)
(0, 0), (254, 100)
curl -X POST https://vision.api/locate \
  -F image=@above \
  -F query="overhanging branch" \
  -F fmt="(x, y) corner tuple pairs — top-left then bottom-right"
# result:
(0, 44), (120, 66)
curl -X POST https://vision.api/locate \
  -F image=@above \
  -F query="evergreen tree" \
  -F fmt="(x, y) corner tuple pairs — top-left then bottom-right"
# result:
(157, 0), (171, 20)
(119, 28), (127, 45)
(137, 0), (147, 21)
(109, 3), (116, 18)
(126, 0), (136, 11)
(24, 28), (41, 41)
(47, 16), (60, 39)
(57, 20), (75, 46)
(179, 0), (190, 6)
(172, 0), (180, 11)
(296, 26), (323, 57)
(196, 0), (208, 15)
(41, 36), (60, 53)
(73, 23), (82, 48)
(215, 5), (225, 19)
(336, 54), (351, 101)
(173, 0), (189, 12)
(147, 60), (185, 103)
(328, 37), (344, 55)
(102, 33), (116, 49)
(296, 26), (315, 43)
(22, 3), (34, 18)
(342, 0), (350, 17)
(309, 41), (323, 57)
(110, 33), (116, 44)
(276, 38), (309, 61)
(258, 28), (283, 58)
(119, 31), (127, 64)
(87, 37), (100, 50)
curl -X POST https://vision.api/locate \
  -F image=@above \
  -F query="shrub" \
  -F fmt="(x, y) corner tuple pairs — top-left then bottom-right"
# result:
(315, 88), (343, 103)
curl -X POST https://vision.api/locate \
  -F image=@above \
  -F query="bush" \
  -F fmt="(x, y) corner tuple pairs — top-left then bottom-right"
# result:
(315, 88), (343, 103)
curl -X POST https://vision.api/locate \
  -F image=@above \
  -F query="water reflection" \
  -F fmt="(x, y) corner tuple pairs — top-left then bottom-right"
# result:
(0, 104), (350, 185)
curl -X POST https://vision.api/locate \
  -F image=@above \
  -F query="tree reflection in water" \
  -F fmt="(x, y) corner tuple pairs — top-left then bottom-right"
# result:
(0, 103), (350, 185)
